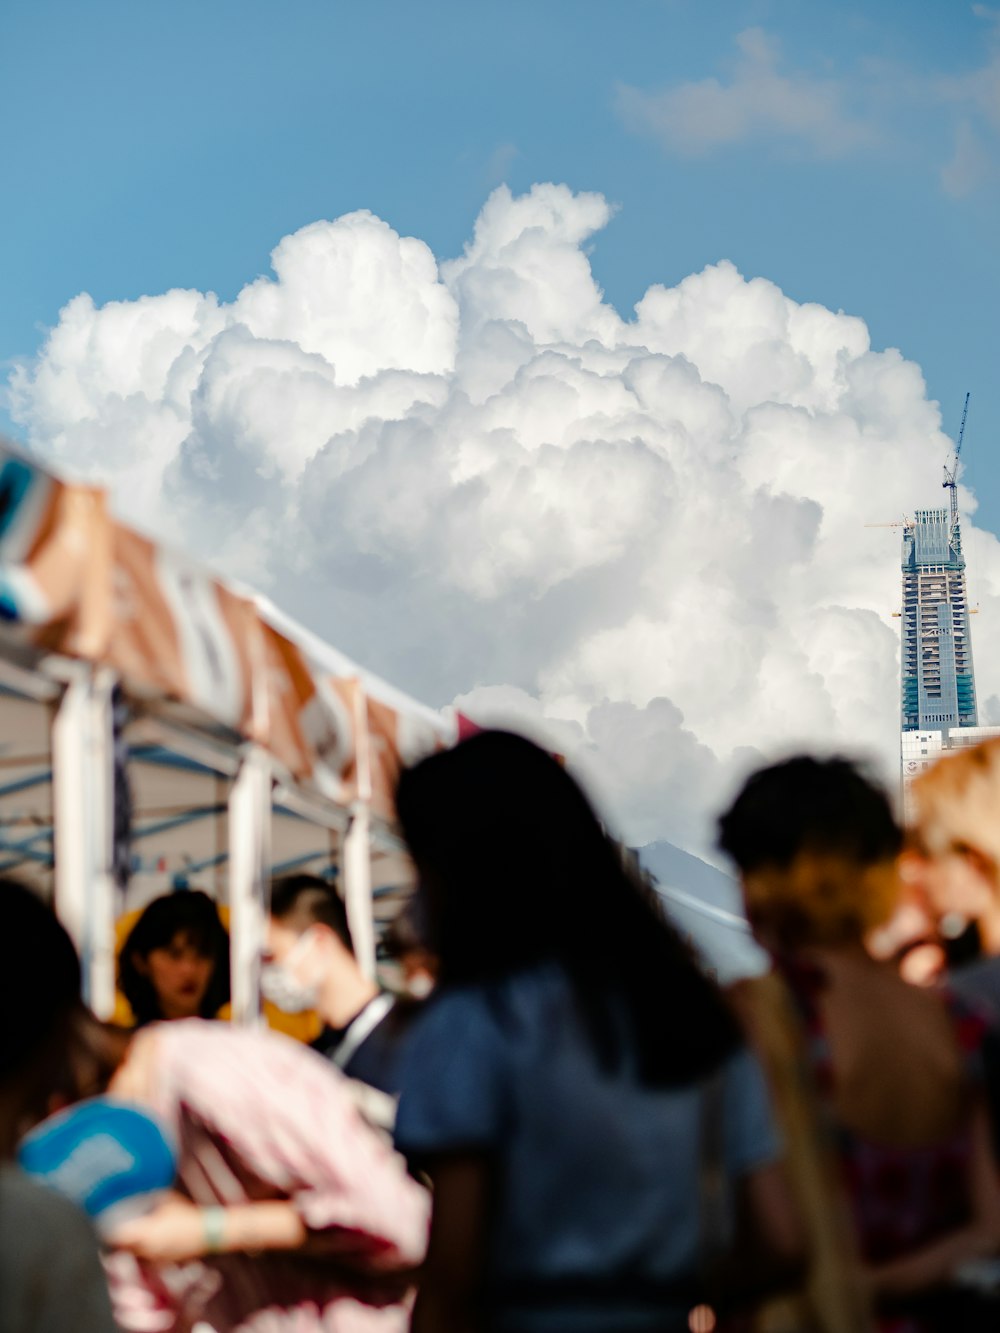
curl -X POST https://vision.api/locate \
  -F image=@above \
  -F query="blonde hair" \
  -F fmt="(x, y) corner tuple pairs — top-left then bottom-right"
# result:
(911, 738), (1000, 866)
(743, 853), (900, 950)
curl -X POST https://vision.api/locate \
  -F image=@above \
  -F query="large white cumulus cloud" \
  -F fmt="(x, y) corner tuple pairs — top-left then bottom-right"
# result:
(11, 183), (1000, 852)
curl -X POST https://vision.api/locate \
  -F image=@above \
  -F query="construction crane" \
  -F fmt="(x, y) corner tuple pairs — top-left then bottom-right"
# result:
(943, 392), (971, 538)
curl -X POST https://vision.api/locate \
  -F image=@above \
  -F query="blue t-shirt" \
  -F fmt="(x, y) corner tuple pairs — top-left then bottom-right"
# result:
(395, 963), (780, 1331)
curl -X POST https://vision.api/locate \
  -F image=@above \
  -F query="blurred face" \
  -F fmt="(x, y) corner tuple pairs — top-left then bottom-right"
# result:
(261, 920), (328, 1013)
(904, 844), (996, 927)
(137, 930), (214, 1020)
(263, 917), (307, 970)
(867, 885), (946, 986)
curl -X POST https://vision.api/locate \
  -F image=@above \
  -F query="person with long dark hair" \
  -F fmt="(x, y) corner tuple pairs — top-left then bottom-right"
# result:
(393, 730), (801, 1333)
(118, 889), (231, 1026)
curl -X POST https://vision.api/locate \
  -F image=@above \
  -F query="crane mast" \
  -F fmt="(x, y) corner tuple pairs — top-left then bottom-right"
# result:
(944, 391), (970, 542)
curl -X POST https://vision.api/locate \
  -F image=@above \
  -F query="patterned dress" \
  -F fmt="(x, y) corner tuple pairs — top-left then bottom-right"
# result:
(783, 959), (988, 1333)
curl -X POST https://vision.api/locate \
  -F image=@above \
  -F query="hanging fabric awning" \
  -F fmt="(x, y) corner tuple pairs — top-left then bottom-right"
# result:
(0, 442), (457, 823)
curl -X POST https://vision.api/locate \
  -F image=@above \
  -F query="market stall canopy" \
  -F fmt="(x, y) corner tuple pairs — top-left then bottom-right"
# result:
(0, 440), (457, 825)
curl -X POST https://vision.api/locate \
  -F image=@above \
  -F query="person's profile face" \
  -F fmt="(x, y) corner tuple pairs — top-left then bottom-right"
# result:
(263, 916), (301, 970)
(910, 844), (994, 926)
(263, 918), (333, 993)
(135, 930), (215, 1021)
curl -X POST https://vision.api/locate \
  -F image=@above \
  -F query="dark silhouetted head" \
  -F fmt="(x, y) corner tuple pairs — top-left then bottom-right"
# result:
(718, 755), (903, 949)
(1, 880), (82, 1145)
(396, 730), (740, 1086)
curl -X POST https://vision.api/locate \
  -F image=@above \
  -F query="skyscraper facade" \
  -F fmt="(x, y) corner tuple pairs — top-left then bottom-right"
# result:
(900, 507), (977, 732)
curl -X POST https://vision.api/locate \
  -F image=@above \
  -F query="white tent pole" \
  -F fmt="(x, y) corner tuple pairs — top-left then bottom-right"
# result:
(52, 666), (117, 1019)
(228, 745), (271, 1026)
(343, 803), (375, 981)
(342, 680), (375, 981)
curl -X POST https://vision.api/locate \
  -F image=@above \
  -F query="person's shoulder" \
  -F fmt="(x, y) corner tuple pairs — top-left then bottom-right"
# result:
(949, 956), (1000, 1020)
(0, 1165), (99, 1242)
(0, 1167), (118, 1333)
(395, 978), (534, 1156)
(401, 976), (519, 1060)
(156, 1015), (300, 1050)
(719, 1041), (765, 1091)
(415, 964), (565, 1022)
(408, 979), (495, 1030)
(937, 971), (997, 1062)
(150, 1016), (343, 1090)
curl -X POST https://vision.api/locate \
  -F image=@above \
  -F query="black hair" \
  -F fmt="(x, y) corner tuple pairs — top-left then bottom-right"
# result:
(1, 879), (82, 1084)
(118, 890), (230, 1026)
(269, 874), (353, 954)
(395, 730), (741, 1088)
(718, 755), (902, 873)
(382, 897), (432, 961)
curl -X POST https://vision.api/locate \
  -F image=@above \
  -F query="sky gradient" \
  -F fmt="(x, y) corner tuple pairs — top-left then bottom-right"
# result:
(2, 0), (999, 851)
(3, 0), (997, 517)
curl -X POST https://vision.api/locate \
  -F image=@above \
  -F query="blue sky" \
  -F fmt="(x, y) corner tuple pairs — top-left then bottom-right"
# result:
(3, 0), (1000, 848)
(2, 0), (998, 521)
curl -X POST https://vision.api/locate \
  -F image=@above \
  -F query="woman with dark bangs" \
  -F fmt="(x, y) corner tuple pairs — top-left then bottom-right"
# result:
(393, 730), (802, 1333)
(119, 890), (230, 1026)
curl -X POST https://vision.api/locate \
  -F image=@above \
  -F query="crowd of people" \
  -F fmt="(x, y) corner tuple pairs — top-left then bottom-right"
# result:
(7, 729), (1000, 1331)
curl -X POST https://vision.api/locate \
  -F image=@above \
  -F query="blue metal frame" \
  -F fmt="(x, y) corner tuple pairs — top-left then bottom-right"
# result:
(172, 849), (337, 891)
(0, 742), (351, 885)
(130, 805), (228, 843)
(0, 766), (53, 800)
(129, 744), (222, 778)
(0, 830), (55, 871)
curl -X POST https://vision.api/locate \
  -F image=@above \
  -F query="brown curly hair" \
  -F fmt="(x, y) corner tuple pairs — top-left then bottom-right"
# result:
(911, 737), (1000, 868)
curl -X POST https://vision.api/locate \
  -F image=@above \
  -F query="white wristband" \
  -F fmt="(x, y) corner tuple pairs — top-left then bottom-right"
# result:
(202, 1206), (227, 1254)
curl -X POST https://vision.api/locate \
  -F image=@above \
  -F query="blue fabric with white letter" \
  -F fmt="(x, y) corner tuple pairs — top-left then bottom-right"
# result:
(18, 1097), (176, 1234)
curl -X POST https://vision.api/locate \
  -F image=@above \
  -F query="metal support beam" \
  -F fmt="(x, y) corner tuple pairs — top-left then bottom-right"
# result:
(129, 743), (228, 777)
(172, 852), (229, 889)
(0, 656), (62, 702)
(269, 850), (336, 879)
(343, 804), (375, 981)
(51, 668), (117, 1019)
(0, 827), (55, 872)
(130, 804), (228, 843)
(271, 781), (350, 834)
(227, 746), (271, 1026)
(0, 767), (54, 801)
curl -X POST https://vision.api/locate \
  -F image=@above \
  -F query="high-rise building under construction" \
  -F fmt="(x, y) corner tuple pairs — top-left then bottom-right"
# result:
(898, 397), (1000, 797)
(900, 508), (977, 731)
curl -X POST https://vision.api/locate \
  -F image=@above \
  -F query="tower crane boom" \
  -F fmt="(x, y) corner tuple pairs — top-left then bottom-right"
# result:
(943, 391), (971, 537)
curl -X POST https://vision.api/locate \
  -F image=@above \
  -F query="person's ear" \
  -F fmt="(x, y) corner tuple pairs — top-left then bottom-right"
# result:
(312, 923), (346, 958)
(132, 954), (150, 978)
